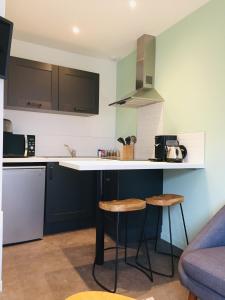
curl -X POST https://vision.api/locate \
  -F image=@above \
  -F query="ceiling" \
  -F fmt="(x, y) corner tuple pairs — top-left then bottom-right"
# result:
(6, 0), (209, 60)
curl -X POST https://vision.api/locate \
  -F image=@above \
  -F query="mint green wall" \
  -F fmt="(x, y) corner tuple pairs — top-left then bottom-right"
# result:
(116, 0), (225, 248)
(156, 0), (225, 248)
(116, 51), (137, 138)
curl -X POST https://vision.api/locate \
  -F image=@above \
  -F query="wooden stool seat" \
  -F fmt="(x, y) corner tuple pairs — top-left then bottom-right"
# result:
(99, 198), (146, 213)
(146, 194), (184, 207)
(66, 291), (135, 300)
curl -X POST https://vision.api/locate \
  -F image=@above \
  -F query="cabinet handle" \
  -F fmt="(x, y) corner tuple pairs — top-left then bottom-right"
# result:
(73, 107), (86, 113)
(27, 101), (42, 108)
(49, 166), (54, 180)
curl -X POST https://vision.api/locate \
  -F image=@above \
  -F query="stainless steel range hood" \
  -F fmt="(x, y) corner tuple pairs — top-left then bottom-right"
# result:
(109, 34), (163, 108)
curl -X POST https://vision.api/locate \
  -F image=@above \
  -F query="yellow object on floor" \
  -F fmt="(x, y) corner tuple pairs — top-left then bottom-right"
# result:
(66, 291), (135, 300)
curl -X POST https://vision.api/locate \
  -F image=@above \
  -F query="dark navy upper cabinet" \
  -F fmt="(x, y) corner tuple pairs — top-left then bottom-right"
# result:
(59, 67), (99, 115)
(5, 57), (58, 111)
(4, 56), (100, 115)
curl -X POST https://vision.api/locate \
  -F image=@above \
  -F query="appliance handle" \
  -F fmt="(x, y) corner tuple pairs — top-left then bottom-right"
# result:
(179, 145), (187, 159)
(3, 166), (46, 170)
(24, 135), (28, 157)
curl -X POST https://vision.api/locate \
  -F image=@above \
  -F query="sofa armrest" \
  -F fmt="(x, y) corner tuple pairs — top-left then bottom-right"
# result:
(185, 205), (225, 253)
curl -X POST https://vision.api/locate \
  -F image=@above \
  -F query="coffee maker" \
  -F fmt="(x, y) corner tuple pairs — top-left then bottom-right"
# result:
(154, 135), (178, 161)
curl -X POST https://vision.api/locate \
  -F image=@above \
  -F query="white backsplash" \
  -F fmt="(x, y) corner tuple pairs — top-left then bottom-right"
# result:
(135, 102), (204, 163)
(177, 132), (205, 164)
(135, 103), (164, 160)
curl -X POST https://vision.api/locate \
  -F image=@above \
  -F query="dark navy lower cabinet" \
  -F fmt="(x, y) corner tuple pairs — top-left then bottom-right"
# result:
(44, 163), (97, 234)
(44, 165), (163, 240)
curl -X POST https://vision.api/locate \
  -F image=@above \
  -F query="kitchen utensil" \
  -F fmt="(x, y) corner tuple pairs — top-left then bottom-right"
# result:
(130, 135), (137, 144)
(125, 136), (131, 145)
(117, 137), (125, 145)
(121, 145), (134, 160)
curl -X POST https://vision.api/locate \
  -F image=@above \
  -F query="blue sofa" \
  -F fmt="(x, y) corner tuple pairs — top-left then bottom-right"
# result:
(179, 205), (225, 300)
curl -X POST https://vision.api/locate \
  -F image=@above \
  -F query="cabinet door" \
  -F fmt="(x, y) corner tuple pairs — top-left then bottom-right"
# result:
(5, 56), (58, 111)
(44, 163), (97, 234)
(59, 66), (99, 114)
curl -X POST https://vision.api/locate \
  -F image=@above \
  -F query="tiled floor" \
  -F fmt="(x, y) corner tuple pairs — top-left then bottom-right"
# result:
(1, 229), (188, 300)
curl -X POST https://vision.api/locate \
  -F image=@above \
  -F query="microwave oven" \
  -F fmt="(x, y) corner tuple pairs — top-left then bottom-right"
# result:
(3, 133), (35, 157)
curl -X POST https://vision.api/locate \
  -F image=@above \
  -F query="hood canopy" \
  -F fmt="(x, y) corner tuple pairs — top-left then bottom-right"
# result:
(109, 34), (163, 108)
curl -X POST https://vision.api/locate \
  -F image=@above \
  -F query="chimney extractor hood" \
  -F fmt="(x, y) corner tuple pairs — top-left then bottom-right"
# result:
(109, 34), (163, 108)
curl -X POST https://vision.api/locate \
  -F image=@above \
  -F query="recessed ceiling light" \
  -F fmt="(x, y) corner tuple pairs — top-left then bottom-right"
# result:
(72, 26), (80, 34)
(129, 0), (137, 9)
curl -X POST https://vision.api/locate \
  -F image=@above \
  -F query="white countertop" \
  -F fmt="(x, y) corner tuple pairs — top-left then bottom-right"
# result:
(3, 157), (204, 170)
(3, 157), (99, 163)
(59, 159), (204, 171)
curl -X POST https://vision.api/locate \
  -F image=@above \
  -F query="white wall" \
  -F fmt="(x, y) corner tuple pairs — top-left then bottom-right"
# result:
(156, 0), (225, 249)
(0, 0), (6, 291)
(4, 39), (117, 157)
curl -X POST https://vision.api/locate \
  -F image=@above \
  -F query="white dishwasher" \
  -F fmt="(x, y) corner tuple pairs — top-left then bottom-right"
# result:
(2, 166), (46, 245)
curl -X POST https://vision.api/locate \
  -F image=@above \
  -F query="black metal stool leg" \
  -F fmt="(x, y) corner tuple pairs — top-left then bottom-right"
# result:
(150, 206), (174, 278)
(113, 212), (120, 293)
(180, 204), (189, 245)
(135, 208), (148, 262)
(143, 231), (153, 281)
(124, 213), (128, 263)
(92, 212), (120, 293)
(154, 206), (162, 252)
(93, 207), (154, 292)
(134, 208), (153, 282)
(168, 206), (174, 277)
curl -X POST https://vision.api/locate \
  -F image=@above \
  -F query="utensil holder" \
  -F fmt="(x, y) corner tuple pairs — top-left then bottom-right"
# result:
(121, 145), (134, 160)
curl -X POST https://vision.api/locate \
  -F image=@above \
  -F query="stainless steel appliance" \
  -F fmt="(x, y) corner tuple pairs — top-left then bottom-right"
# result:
(166, 140), (187, 163)
(3, 119), (13, 133)
(3, 133), (35, 157)
(2, 166), (46, 245)
(154, 135), (178, 161)
(150, 135), (187, 163)
(109, 34), (163, 108)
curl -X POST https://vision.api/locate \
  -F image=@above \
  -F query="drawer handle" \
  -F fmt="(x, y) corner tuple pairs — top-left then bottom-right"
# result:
(49, 166), (54, 180)
(27, 101), (42, 108)
(73, 107), (86, 113)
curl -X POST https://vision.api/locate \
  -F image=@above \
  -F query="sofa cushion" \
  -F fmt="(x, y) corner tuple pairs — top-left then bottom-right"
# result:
(182, 246), (225, 297)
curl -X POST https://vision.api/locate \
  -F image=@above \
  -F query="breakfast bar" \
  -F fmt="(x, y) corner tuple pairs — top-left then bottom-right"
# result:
(59, 159), (204, 265)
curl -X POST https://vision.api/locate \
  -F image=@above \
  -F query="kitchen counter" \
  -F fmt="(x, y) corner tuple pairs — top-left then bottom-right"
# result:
(3, 157), (100, 163)
(59, 159), (204, 171)
(3, 157), (204, 170)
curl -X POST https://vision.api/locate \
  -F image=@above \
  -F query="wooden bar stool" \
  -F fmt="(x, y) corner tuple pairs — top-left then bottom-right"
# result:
(92, 198), (153, 293)
(136, 194), (189, 278)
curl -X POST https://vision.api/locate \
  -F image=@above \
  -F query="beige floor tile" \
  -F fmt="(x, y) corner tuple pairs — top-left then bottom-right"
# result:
(1, 229), (187, 300)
